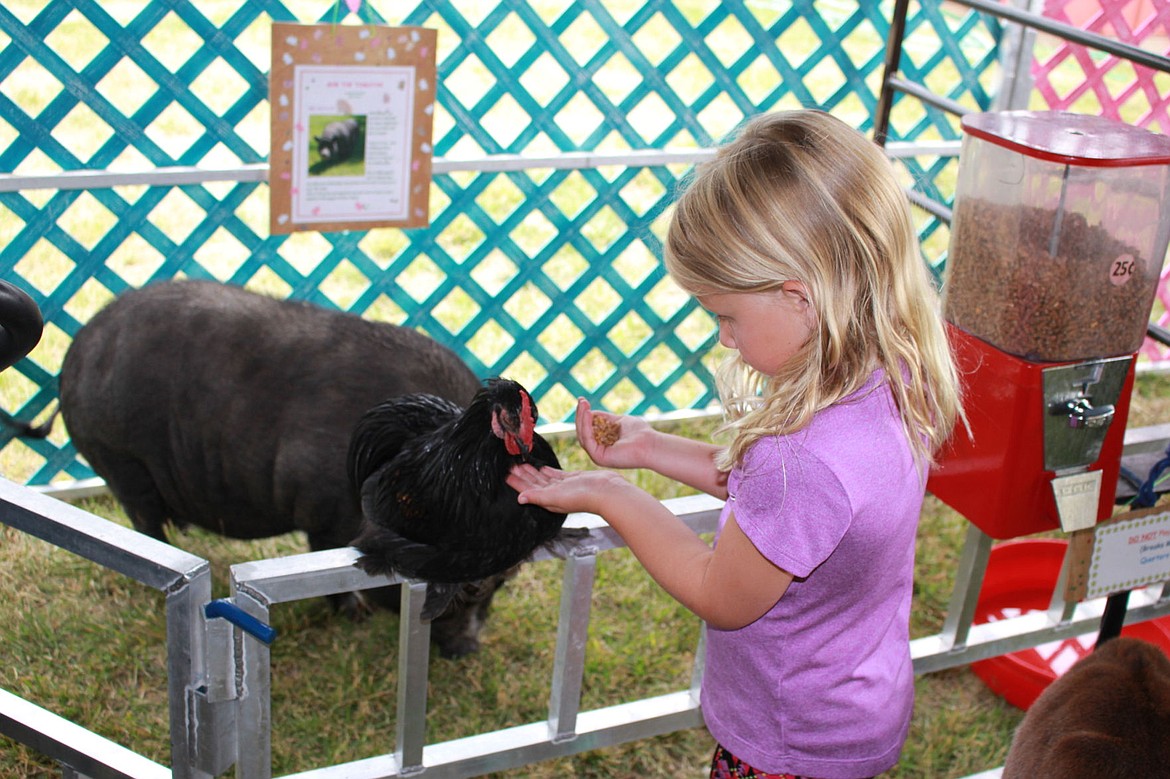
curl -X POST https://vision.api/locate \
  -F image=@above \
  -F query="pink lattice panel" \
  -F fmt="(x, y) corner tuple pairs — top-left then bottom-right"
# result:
(1035, 0), (1170, 363)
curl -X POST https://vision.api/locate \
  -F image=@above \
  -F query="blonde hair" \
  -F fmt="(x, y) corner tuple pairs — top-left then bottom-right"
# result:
(664, 109), (962, 470)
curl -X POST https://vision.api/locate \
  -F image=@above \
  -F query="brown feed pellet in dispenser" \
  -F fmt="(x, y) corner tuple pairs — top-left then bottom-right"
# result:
(592, 415), (620, 447)
(943, 198), (1158, 362)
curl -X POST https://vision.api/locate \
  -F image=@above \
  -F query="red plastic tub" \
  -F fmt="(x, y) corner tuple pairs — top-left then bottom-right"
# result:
(970, 538), (1170, 710)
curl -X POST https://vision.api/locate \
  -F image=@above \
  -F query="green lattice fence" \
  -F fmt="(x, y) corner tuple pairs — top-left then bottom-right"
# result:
(0, 0), (1001, 486)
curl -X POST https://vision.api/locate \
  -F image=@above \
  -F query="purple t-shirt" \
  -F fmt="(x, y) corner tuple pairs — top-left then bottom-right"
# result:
(701, 371), (923, 779)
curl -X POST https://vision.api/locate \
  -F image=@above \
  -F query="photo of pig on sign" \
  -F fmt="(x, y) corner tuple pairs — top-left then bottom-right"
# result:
(269, 23), (437, 234)
(310, 115), (366, 176)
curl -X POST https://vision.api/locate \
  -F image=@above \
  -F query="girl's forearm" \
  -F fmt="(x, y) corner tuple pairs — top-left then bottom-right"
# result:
(643, 430), (728, 499)
(597, 479), (720, 617)
(509, 464), (790, 629)
(602, 482), (792, 629)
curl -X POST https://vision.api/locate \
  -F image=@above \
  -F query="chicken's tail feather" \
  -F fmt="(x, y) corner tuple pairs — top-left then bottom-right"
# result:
(352, 549), (398, 578)
(353, 521), (538, 589)
(351, 525), (500, 622)
(346, 394), (462, 491)
(351, 522), (434, 577)
(422, 583), (462, 621)
(541, 526), (593, 560)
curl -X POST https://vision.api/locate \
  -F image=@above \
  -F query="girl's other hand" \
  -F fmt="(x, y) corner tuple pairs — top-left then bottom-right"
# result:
(507, 463), (631, 516)
(574, 397), (655, 470)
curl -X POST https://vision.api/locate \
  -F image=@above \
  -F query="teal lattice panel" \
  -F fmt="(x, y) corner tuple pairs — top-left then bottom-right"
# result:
(0, 0), (1001, 485)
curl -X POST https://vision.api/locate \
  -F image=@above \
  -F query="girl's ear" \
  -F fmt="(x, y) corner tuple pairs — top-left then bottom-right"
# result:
(780, 280), (818, 330)
(780, 279), (811, 306)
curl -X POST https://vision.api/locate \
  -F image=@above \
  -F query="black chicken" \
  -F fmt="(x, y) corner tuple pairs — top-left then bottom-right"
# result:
(348, 377), (582, 619)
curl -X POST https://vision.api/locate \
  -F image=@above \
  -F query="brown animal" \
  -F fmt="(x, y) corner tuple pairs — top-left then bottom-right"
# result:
(1002, 636), (1170, 778)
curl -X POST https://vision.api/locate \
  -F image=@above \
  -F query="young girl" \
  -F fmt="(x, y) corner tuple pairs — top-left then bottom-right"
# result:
(508, 109), (962, 779)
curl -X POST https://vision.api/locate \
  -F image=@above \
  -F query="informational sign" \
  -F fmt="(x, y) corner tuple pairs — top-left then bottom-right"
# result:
(269, 22), (437, 234)
(1065, 504), (1170, 601)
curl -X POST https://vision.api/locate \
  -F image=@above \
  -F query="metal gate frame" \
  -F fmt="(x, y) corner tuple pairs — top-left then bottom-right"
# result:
(0, 478), (215, 779)
(225, 495), (719, 779)
(210, 431), (1170, 779)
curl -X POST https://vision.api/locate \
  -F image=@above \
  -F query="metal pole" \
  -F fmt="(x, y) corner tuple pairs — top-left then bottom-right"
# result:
(873, 0), (913, 146)
(548, 551), (597, 742)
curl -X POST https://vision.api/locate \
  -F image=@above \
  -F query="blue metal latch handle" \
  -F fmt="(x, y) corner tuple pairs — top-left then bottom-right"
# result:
(204, 599), (278, 645)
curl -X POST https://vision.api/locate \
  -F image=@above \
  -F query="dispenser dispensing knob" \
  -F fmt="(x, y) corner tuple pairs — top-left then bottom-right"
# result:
(1058, 398), (1115, 429)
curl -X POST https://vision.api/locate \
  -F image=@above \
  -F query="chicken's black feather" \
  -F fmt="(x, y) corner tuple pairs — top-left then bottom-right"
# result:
(348, 378), (579, 617)
(346, 393), (462, 492)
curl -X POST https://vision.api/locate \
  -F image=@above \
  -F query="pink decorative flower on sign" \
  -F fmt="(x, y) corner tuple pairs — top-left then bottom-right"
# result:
(346, 0), (362, 13)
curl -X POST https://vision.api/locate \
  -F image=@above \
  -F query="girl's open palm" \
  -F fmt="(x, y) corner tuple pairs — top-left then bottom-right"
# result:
(507, 463), (632, 516)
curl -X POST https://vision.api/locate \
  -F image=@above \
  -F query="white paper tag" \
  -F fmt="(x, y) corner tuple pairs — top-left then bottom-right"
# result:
(1052, 470), (1102, 533)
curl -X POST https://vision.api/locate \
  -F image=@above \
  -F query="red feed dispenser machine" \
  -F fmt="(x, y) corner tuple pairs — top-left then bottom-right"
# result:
(929, 111), (1170, 539)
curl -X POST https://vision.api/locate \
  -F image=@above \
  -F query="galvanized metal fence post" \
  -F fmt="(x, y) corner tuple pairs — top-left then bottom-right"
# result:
(396, 581), (432, 775)
(548, 548), (597, 742)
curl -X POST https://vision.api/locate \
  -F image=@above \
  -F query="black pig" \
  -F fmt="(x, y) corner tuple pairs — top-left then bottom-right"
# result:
(55, 279), (502, 657)
(315, 118), (361, 163)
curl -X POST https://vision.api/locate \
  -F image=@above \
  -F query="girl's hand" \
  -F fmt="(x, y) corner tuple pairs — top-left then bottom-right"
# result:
(507, 463), (632, 516)
(574, 397), (656, 470)
(575, 397), (730, 499)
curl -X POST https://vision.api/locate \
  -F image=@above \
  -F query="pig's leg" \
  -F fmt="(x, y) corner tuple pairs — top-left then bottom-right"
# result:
(82, 448), (171, 541)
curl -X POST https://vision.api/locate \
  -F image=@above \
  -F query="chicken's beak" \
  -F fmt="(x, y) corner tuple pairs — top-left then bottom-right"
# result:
(503, 432), (530, 458)
(494, 401), (534, 459)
